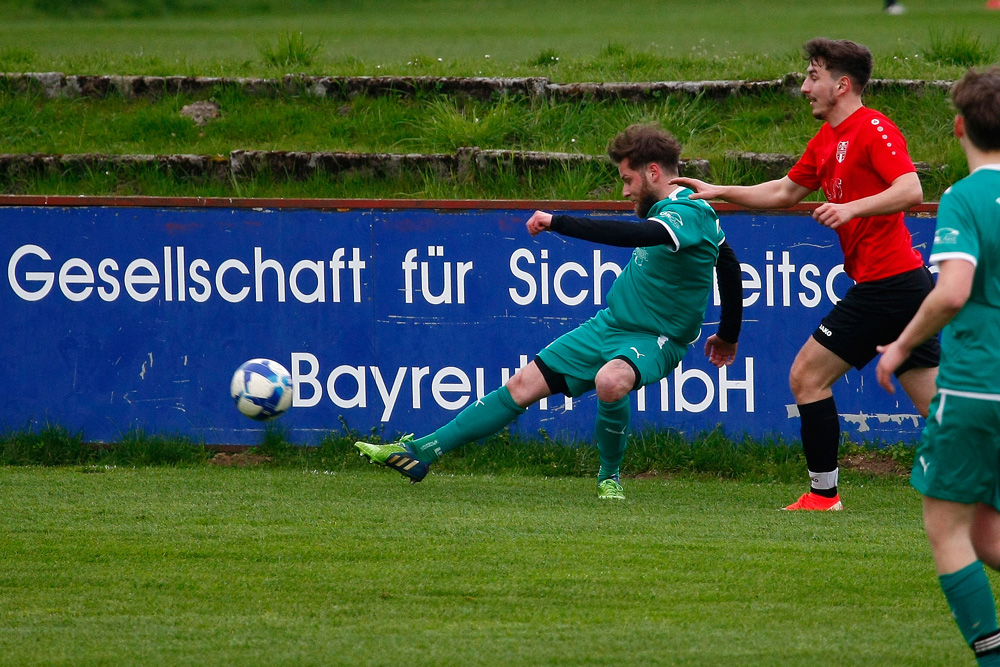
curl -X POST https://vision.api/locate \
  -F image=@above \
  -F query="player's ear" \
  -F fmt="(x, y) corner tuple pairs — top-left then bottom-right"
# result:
(647, 162), (661, 181)
(954, 114), (965, 139)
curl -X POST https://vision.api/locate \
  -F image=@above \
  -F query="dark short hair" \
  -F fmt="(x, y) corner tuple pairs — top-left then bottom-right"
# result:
(803, 38), (873, 92)
(952, 67), (1000, 151)
(606, 123), (682, 172)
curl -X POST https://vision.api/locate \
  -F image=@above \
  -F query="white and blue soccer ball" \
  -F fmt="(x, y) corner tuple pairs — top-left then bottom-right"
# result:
(230, 358), (293, 421)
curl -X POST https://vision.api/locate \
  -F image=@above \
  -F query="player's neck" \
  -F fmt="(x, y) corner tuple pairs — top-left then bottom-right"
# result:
(966, 149), (1000, 172)
(660, 183), (683, 199)
(825, 98), (864, 128)
(647, 187), (681, 206)
(649, 175), (682, 202)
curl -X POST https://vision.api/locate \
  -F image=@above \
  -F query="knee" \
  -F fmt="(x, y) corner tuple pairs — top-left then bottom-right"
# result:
(595, 363), (634, 403)
(506, 365), (545, 408)
(924, 524), (952, 555)
(788, 363), (807, 400)
(788, 359), (824, 403)
(506, 373), (526, 404)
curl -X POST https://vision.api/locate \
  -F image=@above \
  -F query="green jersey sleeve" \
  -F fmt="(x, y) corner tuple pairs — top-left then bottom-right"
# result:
(930, 185), (979, 268)
(647, 199), (724, 251)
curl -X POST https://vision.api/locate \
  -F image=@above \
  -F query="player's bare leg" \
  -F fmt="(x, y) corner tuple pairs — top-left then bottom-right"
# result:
(506, 361), (554, 407)
(972, 504), (1000, 571)
(925, 496), (979, 573)
(924, 496), (1000, 663)
(898, 366), (938, 419)
(783, 338), (852, 510)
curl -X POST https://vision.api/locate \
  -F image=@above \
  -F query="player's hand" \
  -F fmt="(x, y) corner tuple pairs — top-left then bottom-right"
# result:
(669, 177), (720, 201)
(812, 202), (855, 229)
(875, 341), (909, 394)
(526, 210), (553, 236)
(704, 334), (738, 368)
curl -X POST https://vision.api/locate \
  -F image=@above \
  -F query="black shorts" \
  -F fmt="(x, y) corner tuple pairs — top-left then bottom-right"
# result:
(812, 266), (940, 376)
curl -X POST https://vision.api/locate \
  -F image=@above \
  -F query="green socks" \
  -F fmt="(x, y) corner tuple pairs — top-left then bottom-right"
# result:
(407, 387), (631, 483)
(410, 386), (526, 462)
(596, 396), (630, 482)
(940, 561), (1000, 665)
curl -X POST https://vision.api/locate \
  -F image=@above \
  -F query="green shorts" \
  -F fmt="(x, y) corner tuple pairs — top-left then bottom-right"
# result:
(911, 390), (1000, 510)
(535, 308), (689, 398)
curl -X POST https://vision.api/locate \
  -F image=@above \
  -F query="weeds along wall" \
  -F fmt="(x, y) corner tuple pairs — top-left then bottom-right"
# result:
(0, 197), (938, 446)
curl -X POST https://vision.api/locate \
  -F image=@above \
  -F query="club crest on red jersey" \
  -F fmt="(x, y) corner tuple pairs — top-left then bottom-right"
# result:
(836, 141), (849, 163)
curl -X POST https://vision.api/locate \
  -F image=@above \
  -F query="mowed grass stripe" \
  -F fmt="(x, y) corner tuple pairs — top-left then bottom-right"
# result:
(0, 0), (996, 77)
(0, 466), (973, 665)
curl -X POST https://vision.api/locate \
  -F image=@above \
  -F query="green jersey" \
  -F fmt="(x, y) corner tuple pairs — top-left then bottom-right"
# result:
(605, 188), (725, 344)
(929, 165), (1000, 394)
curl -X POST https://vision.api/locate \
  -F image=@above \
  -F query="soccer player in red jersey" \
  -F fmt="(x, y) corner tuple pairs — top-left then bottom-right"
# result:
(672, 38), (939, 511)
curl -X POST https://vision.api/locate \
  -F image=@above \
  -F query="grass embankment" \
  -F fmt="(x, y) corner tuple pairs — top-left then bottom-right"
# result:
(2, 0), (997, 199)
(0, 84), (968, 200)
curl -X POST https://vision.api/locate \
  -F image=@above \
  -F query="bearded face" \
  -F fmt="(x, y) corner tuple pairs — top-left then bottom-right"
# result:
(618, 159), (659, 218)
(633, 172), (659, 218)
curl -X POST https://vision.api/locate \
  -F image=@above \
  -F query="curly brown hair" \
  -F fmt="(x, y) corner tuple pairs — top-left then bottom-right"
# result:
(606, 123), (682, 172)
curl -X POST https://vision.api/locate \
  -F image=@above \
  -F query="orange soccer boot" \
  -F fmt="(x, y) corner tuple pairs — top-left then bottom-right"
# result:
(782, 492), (843, 511)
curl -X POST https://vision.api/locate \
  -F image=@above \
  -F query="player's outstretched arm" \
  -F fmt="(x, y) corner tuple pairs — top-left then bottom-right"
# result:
(705, 334), (738, 368)
(526, 210), (553, 236)
(671, 176), (811, 210)
(667, 177), (722, 201)
(705, 240), (743, 368)
(813, 172), (923, 230)
(876, 258), (974, 393)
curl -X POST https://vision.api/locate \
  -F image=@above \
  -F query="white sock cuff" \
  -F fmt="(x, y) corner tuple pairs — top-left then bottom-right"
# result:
(808, 468), (839, 490)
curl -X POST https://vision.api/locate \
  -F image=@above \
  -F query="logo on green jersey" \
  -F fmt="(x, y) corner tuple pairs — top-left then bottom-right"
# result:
(934, 228), (960, 245)
(661, 211), (683, 227)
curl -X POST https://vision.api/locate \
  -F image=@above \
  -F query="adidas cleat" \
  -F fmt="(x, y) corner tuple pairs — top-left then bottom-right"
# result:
(597, 476), (626, 500)
(355, 436), (429, 483)
(781, 492), (843, 511)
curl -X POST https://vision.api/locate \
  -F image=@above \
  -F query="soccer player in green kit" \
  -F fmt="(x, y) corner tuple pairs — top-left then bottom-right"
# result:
(355, 123), (744, 500)
(876, 67), (1000, 666)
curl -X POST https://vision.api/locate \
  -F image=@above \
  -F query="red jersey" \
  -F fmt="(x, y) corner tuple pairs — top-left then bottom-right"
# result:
(786, 106), (923, 283)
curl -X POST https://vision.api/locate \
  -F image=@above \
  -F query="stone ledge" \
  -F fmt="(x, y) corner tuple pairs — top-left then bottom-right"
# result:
(0, 149), (711, 184)
(866, 78), (954, 94)
(1, 72), (955, 101)
(726, 151), (946, 181)
(2, 72), (798, 100)
(13, 71), (954, 101)
(0, 153), (231, 182)
(1, 149), (946, 190)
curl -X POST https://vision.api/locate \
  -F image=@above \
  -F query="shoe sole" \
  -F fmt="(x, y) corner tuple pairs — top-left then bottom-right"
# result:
(780, 501), (844, 511)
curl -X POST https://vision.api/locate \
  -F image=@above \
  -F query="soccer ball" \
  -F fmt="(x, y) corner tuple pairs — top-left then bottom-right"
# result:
(230, 358), (293, 421)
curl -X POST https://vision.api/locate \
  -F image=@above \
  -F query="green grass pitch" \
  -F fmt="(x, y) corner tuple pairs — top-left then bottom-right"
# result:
(1, 0), (996, 662)
(0, 465), (975, 665)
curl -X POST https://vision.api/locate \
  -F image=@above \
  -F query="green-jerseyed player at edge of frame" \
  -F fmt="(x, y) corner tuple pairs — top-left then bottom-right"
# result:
(355, 123), (745, 500)
(876, 67), (1000, 667)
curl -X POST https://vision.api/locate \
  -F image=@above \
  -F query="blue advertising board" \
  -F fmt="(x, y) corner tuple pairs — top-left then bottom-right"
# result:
(1, 199), (936, 445)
